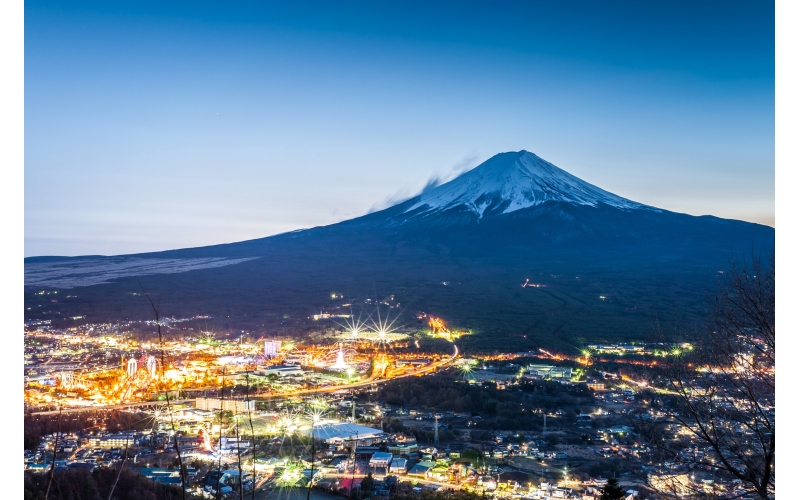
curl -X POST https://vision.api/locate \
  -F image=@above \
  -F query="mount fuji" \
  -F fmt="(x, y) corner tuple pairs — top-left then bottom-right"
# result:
(25, 151), (774, 350)
(405, 150), (651, 217)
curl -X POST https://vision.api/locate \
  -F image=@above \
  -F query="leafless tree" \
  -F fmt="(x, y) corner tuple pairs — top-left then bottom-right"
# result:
(236, 414), (244, 500)
(140, 284), (187, 500)
(644, 254), (774, 499)
(44, 403), (62, 500)
(244, 373), (256, 500)
(216, 365), (227, 500)
(107, 432), (130, 500)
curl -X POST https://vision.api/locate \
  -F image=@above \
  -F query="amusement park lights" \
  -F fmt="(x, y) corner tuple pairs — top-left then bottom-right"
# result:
(313, 343), (358, 371)
(331, 343), (350, 371)
(333, 312), (369, 341)
(307, 399), (330, 426)
(455, 358), (478, 379)
(367, 306), (403, 345)
(278, 413), (299, 437)
(276, 462), (305, 487)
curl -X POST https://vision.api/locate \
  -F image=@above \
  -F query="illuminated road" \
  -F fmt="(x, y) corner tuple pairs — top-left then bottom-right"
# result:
(29, 399), (196, 416)
(29, 345), (460, 415)
(315, 473), (464, 491)
(255, 344), (459, 400)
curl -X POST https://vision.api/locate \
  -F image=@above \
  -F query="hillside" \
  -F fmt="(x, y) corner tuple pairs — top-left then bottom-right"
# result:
(24, 151), (774, 352)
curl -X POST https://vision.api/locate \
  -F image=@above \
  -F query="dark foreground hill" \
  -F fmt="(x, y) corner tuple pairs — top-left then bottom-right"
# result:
(24, 151), (774, 352)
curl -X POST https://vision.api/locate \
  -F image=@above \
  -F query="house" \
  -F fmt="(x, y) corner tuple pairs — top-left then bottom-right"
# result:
(174, 435), (203, 450)
(387, 443), (418, 455)
(499, 471), (530, 490)
(427, 466), (449, 481)
(369, 452), (393, 468)
(477, 476), (497, 490)
(309, 423), (386, 446)
(139, 467), (186, 486)
(338, 477), (362, 497)
(389, 458), (408, 474)
(408, 461), (435, 477)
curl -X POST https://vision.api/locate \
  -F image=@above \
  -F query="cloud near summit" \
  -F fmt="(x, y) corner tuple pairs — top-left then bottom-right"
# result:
(367, 152), (480, 214)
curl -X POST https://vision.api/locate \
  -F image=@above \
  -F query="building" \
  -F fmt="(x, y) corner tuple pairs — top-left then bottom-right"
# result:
(218, 436), (253, 450)
(175, 407), (215, 421)
(586, 382), (605, 390)
(526, 364), (573, 379)
(137, 467), (198, 486)
(369, 452), (393, 468)
(264, 340), (281, 358)
(387, 443), (419, 455)
(389, 458), (408, 474)
(602, 425), (633, 439)
(195, 397), (255, 413)
(311, 313), (351, 321)
(408, 461), (435, 477)
(174, 436), (202, 450)
(87, 433), (136, 448)
(308, 422), (386, 446)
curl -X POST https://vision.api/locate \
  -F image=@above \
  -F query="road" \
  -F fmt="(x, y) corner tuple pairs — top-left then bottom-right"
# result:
(29, 345), (459, 415)
(317, 472), (464, 491)
(29, 399), (197, 416)
(255, 344), (459, 399)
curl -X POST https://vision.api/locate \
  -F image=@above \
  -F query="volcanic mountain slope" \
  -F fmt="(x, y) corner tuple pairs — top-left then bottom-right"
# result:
(405, 150), (652, 216)
(25, 151), (774, 352)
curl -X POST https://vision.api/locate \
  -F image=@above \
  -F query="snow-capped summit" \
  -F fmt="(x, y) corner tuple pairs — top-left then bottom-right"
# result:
(405, 150), (654, 218)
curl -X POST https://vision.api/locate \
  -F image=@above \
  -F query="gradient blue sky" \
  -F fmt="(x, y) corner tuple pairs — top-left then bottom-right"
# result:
(25, 0), (775, 257)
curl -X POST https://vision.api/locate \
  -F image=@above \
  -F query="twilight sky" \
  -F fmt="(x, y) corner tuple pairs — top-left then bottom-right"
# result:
(25, 0), (775, 257)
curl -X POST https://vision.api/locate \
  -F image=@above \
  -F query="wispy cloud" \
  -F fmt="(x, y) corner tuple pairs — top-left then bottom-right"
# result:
(367, 152), (481, 214)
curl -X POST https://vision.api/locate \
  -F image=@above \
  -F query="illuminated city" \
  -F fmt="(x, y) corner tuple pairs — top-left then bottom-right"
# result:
(23, 300), (774, 500)
(20, 1), (775, 498)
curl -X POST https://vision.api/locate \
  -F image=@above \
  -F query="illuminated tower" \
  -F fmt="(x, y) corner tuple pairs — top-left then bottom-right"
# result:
(332, 343), (349, 370)
(265, 340), (281, 358)
(146, 356), (157, 379)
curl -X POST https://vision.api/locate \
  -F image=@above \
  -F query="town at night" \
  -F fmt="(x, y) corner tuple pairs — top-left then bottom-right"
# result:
(15, 0), (778, 498)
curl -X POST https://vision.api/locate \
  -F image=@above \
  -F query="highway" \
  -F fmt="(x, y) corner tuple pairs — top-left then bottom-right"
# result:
(29, 399), (196, 416)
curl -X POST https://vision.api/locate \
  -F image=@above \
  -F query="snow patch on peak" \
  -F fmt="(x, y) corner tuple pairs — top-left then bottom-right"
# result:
(405, 151), (654, 217)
